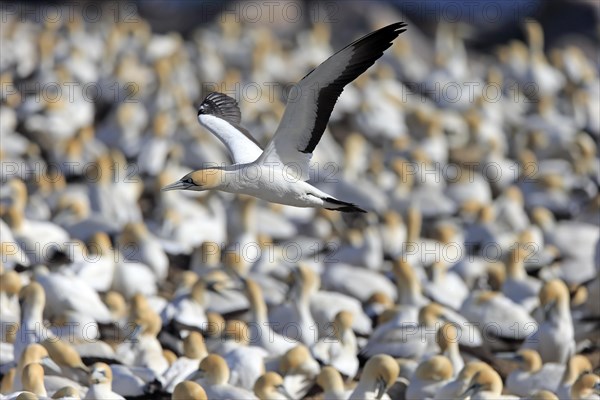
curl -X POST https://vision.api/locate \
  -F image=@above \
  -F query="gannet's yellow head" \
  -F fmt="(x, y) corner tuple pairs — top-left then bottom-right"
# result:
(462, 369), (503, 397)
(571, 374), (600, 399)
(254, 372), (290, 400)
(183, 332), (207, 360)
(198, 354), (229, 385)
(316, 366), (344, 392)
(161, 168), (225, 192)
(512, 349), (543, 373)
(172, 381), (207, 400)
(89, 363), (113, 385)
(414, 355), (453, 381)
(360, 354), (400, 398)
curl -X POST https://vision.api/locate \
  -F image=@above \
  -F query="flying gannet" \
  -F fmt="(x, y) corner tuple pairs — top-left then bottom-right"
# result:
(162, 22), (407, 212)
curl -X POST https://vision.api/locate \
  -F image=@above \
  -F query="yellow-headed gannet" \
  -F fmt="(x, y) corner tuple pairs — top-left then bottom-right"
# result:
(162, 23), (407, 212)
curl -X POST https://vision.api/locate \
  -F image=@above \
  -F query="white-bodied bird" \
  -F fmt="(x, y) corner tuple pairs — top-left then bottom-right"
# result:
(162, 23), (408, 212)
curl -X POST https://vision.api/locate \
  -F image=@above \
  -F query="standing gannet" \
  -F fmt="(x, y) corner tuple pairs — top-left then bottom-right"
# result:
(1, 270), (21, 348)
(274, 345), (321, 399)
(436, 323), (464, 376)
(504, 349), (565, 396)
(83, 363), (125, 400)
(434, 361), (493, 399)
(117, 312), (169, 376)
(311, 310), (359, 379)
(243, 278), (298, 356)
(348, 354), (399, 400)
(521, 279), (575, 364)
(556, 355), (593, 399)
(162, 23), (407, 212)
(406, 356), (454, 400)
(192, 354), (257, 400)
(316, 366), (347, 400)
(219, 320), (269, 392)
(462, 368), (520, 399)
(253, 372), (292, 400)
(163, 332), (207, 393)
(13, 283), (53, 364)
(269, 265), (319, 346)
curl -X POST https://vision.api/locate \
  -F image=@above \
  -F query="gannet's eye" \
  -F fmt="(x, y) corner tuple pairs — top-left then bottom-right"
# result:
(183, 178), (194, 185)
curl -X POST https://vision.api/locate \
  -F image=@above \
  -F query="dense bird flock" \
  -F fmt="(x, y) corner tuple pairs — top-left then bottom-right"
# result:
(1, 2), (599, 400)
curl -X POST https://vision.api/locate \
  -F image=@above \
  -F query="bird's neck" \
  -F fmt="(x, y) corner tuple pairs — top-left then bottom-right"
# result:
(443, 342), (460, 364)
(351, 380), (377, 400)
(22, 303), (44, 325)
(553, 298), (572, 323)
(90, 383), (114, 397)
(28, 379), (47, 397)
(398, 281), (423, 306)
(507, 259), (526, 280)
(249, 296), (268, 325)
(214, 166), (247, 193)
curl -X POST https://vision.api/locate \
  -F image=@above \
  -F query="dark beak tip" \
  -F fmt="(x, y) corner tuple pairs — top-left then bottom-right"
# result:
(161, 183), (178, 192)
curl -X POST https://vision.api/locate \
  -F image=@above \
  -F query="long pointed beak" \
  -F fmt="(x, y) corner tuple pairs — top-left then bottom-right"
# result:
(161, 180), (188, 191)
(276, 384), (294, 400)
(376, 377), (387, 400)
(543, 299), (557, 319)
(90, 370), (105, 384)
(460, 383), (478, 398)
(206, 280), (240, 299)
(224, 264), (244, 282)
(285, 282), (298, 303)
(40, 355), (61, 373)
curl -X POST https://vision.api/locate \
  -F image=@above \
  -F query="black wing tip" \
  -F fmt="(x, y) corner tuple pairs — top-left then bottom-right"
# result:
(386, 21), (408, 31)
(198, 92), (238, 114)
(298, 22), (407, 155)
(325, 205), (368, 213)
(205, 91), (237, 102)
(369, 21), (407, 43)
(198, 92), (242, 124)
(366, 21), (407, 39)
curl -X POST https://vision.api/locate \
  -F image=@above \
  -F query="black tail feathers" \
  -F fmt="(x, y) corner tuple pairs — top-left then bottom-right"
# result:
(324, 197), (367, 213)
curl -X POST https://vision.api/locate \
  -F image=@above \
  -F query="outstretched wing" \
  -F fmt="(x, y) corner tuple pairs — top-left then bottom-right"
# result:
(257, 22), (407, 180)
(197, 92), (263, 164)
